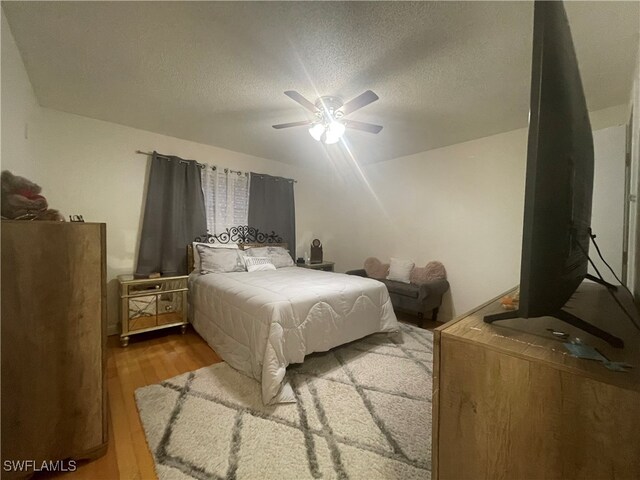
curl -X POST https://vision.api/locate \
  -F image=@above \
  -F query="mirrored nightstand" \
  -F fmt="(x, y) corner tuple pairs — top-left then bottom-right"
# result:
(118, 274), (188, 347)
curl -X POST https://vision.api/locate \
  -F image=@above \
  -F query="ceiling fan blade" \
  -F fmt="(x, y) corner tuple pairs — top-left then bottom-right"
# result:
(340, 90), (379, 116)
(284, 91), (318, 113)
(344, 120), (383, 134)
(272, 120), (313, 129)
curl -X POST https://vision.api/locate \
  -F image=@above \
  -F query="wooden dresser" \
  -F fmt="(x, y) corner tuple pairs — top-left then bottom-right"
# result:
(432, 281), (640, 479)
(1, 221), (108, 476)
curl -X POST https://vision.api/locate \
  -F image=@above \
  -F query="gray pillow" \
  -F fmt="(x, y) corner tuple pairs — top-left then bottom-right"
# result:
(192, 242), (238, 272)
(245, 246), (294, 268)
(196, 244), (246, 274)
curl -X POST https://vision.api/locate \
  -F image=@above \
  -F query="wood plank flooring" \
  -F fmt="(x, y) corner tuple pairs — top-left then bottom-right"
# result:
(37, 327), (220, 480)
(42, 312), (434, 480)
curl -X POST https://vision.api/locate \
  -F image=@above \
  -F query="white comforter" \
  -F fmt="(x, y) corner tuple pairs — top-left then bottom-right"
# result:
(189, 267), (398, 404)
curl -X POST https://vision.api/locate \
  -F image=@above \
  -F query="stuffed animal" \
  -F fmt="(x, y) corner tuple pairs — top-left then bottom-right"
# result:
(500, 290), (520, 311)
(364, 257), (390, 279)
(1, 170), (64, 221)
(411, 261), (447, 284)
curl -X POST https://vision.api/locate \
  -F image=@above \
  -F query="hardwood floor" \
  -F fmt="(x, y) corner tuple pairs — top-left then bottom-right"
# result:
(39, 327), (221, 480)
(43, 313), (438, 480)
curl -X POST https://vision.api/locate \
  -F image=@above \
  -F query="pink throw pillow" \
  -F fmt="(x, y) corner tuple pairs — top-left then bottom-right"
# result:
(364, 257), (390, 279)
(411, 261), (447, 284)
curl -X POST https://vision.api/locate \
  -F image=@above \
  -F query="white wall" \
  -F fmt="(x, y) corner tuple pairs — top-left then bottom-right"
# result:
(324, 128), (529, 320)
(591, 125), (627, 283)
(589, 104), (630, 131)
(1, 12), (39, 179)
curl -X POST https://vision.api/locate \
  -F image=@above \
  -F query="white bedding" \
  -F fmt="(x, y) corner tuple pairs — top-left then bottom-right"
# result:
(189, 266), (398, 404)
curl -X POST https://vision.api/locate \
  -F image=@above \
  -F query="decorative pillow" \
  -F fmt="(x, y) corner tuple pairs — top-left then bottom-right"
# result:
(245, 246), (294, 268)
(411, 261), (447, 284)
(244, 256), (277, 272)
(387, 257), (415, 284)
(196, 244), (246, 274)
(364, 257), (390, 279)
(192, 242), (238, 272)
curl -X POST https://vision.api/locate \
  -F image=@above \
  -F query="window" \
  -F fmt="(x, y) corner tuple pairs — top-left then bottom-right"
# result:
(201, 167), (249, 235)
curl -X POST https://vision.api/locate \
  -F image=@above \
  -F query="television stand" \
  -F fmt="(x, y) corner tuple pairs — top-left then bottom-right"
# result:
(432, 283), (640, 480)
(484, 308), (624, 348)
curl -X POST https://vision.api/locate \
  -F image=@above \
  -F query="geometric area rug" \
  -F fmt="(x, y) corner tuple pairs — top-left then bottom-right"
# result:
(135, 323), (433, 479)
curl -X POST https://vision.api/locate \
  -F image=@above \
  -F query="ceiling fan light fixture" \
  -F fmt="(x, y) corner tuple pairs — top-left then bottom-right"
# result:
(329, 120), (346, 137)
(308, 123), (325, 141)
(308, 120), (345, 144)
(277, 90), (381, 142)
(324, 121), (345, 144)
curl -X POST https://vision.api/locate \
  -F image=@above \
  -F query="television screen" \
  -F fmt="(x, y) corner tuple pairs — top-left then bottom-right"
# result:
(484, 0), (623, 348)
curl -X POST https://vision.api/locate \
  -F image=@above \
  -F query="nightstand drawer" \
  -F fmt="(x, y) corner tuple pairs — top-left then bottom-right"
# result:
(122, 277), (187, 297)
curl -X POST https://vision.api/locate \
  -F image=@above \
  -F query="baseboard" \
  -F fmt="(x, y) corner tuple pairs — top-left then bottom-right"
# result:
(107, 323), (119, 336)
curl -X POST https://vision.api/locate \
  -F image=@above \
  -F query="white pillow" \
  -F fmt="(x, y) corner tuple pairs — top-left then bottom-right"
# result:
(244, 246), (294, 268)
(244, 256), (277, 272)
(197, 244), (246, 274)
(192, 242), (238, 272)
(387, 257), (415, 284)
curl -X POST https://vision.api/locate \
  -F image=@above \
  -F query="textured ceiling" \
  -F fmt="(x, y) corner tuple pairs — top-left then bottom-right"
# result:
(3, 1), (639, 166)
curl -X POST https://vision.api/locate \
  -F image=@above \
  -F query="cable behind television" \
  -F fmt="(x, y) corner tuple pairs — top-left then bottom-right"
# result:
(580, 229), (640, 332)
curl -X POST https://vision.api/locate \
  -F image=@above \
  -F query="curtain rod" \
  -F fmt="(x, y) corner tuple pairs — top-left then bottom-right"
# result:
(135, 150), (297, 183)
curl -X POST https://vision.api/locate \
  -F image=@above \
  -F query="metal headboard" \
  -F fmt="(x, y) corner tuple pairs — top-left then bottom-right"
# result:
(187, 226), (285, 273)
(194, 225), (283, 245)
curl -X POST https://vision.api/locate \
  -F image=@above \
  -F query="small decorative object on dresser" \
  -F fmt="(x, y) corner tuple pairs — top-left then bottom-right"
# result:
(1, 170), (64, 221)
(118, 274), (188, 347)
(297, 260), (335, 272)
(310, 238), (323, 264)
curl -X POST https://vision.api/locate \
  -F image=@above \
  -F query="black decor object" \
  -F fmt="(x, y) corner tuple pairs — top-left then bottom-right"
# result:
(136, 152), (207, 277)
(310, 239), (323, 264)
(194, 225), (282, 245)
(483, 1), (623, 348)
(248, 173), (296, 258)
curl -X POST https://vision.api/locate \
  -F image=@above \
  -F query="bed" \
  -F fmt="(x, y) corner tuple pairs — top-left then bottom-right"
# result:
(187, 228), (398, 404)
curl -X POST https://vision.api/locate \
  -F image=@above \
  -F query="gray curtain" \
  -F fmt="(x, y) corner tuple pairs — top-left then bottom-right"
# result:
(136, 152), (207, 277)
(248, 173), (296, 258)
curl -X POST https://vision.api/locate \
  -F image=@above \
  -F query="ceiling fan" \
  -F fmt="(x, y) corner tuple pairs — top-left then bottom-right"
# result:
(272, 90), (383, 144)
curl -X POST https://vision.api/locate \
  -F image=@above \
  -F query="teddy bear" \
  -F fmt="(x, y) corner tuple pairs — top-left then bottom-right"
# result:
(1, 170), (64, 221)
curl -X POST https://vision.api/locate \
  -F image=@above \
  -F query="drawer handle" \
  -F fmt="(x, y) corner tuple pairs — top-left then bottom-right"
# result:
(131, 284), (161, 292)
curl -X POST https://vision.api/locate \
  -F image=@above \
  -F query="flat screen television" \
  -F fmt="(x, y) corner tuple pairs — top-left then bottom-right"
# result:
(483, 0), (623, 348)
